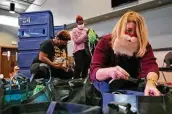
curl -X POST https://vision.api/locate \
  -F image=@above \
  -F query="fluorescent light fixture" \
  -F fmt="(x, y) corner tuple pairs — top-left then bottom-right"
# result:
(10, 2), (15, 14)
(1, 1), (24, 9)
(0, 15), (19, 27)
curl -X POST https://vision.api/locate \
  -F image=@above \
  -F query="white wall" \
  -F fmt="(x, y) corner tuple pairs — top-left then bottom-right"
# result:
(87, 4), (172, 49)
(27, 0), (159, 26)
(27, 0), (113, 25)
(66, 4), (172, 56)
(27, 0), (154, 25)
(0, 25), (18, 47)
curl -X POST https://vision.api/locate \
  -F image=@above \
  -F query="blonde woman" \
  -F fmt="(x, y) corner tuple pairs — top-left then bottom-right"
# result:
(90, 11), (160, 96)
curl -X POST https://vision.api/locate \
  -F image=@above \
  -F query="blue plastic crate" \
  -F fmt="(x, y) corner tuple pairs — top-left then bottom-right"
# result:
(18, 10), (54, 39)
(19, 11), (52, 26)
(17, 11), (54, 78)
(19, 14), (48, 26)
(18, 39), (46, 51)
(54, 25), (65, 35)
(18, 51), (38, 68)
(18, 26), (48, 38)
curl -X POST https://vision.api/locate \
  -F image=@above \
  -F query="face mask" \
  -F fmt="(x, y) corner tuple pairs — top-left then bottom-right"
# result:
(123, 34), (137, 43)
(113, 34), (139, 57)
(77, 24), (84, 29)
(125, 31), (137, 38)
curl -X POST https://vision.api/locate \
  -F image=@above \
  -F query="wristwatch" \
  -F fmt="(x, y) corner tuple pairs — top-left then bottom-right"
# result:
(147, 78), (158, 86)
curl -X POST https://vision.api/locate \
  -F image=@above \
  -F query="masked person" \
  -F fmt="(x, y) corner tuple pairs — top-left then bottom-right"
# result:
(71, 15), (91, 79)
(30, 30), (73, 79)
(90, 11), (161, 96)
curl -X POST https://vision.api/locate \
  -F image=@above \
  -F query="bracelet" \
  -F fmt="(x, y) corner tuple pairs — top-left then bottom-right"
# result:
(147, 79), (158, 86)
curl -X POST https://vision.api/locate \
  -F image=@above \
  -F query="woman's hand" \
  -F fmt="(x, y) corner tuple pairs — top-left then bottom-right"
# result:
(61, 63), (68, 72)
(108, 66), (130, 80)
(96, 66), (129, 81)
(144, 80), (161, 96)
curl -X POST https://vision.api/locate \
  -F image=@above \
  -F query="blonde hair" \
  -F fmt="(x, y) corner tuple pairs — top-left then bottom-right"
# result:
(111, 11), (148, 57)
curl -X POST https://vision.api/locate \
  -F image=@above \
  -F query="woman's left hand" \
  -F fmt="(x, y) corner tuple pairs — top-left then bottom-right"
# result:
(144, 80), (161, 96)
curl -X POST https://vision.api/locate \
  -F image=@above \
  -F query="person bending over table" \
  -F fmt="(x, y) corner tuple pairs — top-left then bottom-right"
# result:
(30, 30), (73, 80)
(90, 11), (160, 96)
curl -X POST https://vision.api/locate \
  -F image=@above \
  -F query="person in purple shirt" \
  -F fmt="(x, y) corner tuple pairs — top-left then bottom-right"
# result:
(90, 11), (161, 96)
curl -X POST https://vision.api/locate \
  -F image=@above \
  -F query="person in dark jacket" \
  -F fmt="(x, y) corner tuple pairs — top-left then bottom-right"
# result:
(90, 11), (160, 96)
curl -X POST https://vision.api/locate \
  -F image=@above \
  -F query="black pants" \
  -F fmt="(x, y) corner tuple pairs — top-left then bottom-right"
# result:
(73, 49), (91, 79)
(30, 63), (73, 79)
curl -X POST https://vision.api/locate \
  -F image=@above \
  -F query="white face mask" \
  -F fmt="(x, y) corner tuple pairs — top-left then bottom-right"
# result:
(113, 34), (139, 57)
(77, 24), (84, 29)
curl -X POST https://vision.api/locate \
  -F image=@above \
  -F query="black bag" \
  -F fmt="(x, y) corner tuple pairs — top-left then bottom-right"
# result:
(21, 64), (53, 104)
(85, 83), (102, 106)
(51, 78), (85, 103)
(106, 85), (172, 114)
(0, 74), (30, 110)
(21, 81), (52, 104)
(84, 40), (92, 57)
(1, 101), (103, 114)
(51, 78), (101, 106)
(69, 82), (101, 106)
(138, 89), (172, 114)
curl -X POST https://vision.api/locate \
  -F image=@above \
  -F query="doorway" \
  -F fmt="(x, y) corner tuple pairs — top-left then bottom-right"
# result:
(0, 46), (18, 79)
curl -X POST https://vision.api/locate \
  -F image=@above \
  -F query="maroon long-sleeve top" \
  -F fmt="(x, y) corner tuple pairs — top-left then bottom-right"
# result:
(90, 35), (159, 82)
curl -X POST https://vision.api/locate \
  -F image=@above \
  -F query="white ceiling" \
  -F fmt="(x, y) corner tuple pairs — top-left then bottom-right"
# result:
(0, 0), (46, 17)
(0, 0), (47, 27)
